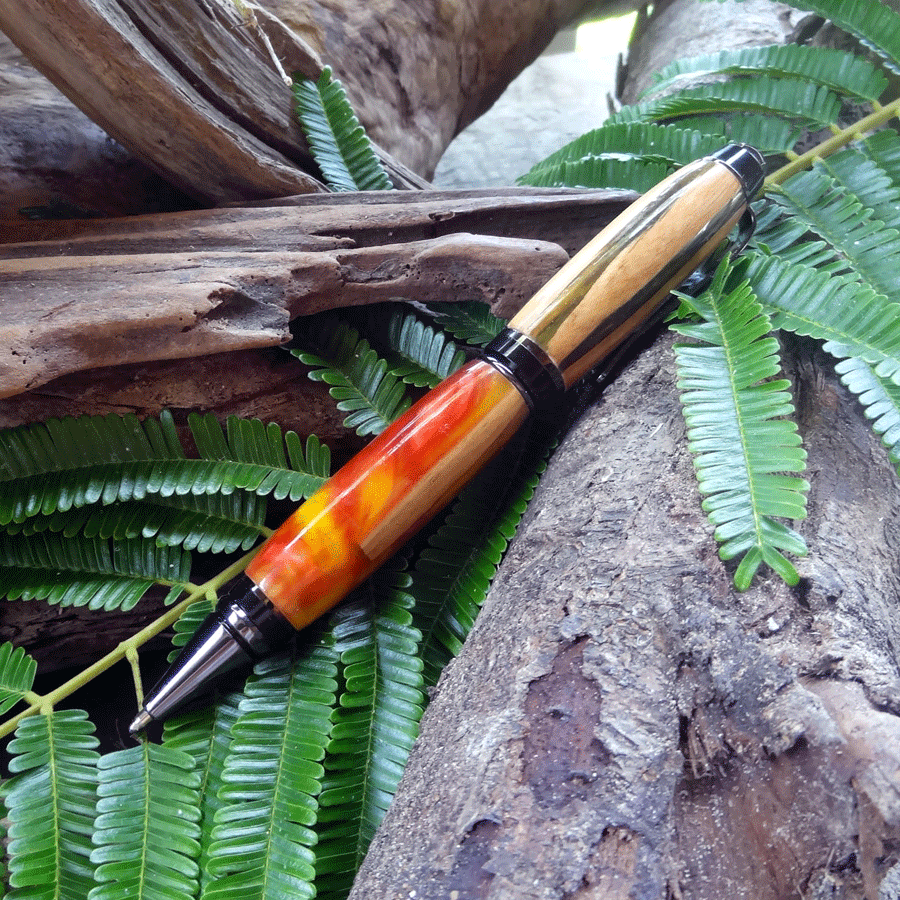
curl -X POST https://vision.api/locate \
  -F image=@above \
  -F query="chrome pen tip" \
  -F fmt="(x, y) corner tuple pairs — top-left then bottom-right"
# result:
(129, 708), (154, 735)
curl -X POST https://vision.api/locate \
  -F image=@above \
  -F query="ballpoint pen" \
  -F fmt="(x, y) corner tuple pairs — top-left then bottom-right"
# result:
(130, 143), (765, 733)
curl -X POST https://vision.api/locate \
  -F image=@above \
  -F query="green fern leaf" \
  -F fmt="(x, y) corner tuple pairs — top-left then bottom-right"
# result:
(817, 142), (900, 236)
(780, 0), (900, 74)
(292, 317), (412, 435)
(672, 263), (808, 589)
(203, 643), (338, 900)
(0, 533), (191, 611)
(314, 572), (424, 900)
(643, 43), (887, 102)
(0, 643), (38, 715)
(163, 688), (240, 891)
(292, 66), (392, 192)
(423, 301), (505, 347)
(411, 432), (551, 686)
(767, 166), (900, 299)
(384, 306), (467, 387)
(745, 253), (900, 382)
(519, 120), (794, 189)
(519, 123), (719, 185)
(4, 709), (99, 899)
(0, 412), (329, 544)
(189, 415), (331, 501)
(608, 78), (842, 129)
(162, 691), (244, 892)
(89, 743), (202, 900)
(6, 490), (266, 556)
(835, 356), (900, 472)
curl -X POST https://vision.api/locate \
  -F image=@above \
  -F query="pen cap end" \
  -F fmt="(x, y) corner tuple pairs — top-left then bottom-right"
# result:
(710, 144), (766, 201)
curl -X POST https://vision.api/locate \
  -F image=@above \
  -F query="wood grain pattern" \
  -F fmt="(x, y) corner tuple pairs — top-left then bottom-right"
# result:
(509, 160), (745, 385)
(0, 188), (635, 400)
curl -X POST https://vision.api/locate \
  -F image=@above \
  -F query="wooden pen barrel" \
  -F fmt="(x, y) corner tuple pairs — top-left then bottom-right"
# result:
(508, 156), (749, 387)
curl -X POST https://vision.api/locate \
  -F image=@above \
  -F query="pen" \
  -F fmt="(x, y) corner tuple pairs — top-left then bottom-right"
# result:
(130, 144), (765, 733)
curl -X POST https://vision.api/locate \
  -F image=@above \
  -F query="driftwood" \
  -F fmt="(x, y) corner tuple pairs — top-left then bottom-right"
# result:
(0, 0), (606, 203)
(0, 188), (634, 399)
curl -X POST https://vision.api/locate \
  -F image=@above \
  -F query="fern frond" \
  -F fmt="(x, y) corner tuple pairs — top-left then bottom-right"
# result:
(6, 490), (266, 555)
(384, 306), (467, 387)
(162, 691), (243, 891)
(642, 44), (887, 102)
(767, 166), (900, 299)
(0, 412), (329, 535)
(835, 356), (900, 473)
(0, 642), (38, 715)
(672, 263), (808, 589)
(609, 77), (842, 128)
(519, 123), (722, 184)
(745, 253), (900, 382)
(780, 0), (900, 74)
(4, 709), (99, 899)
(314, 573), (424, 900)
(292, 66), (393, 192)
(89, 743), (202, 900)
(0, 533), (191, 611)
(818, 141), (900, 235)
(292, 317), (412, 436)
(411, 432), (551, 686)
(423, 301), (505, 347)
(203, 644), (338, 900)
(189, 415), (330, 501)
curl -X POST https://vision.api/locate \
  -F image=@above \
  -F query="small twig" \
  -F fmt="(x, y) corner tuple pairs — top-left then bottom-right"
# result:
(0, 549), (260, 739)
(232, 0), (293, 86)
(765, 96), (900, 188)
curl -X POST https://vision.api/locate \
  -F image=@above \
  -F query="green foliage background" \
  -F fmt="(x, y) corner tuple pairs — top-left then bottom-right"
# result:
(2, 1), (900, 897)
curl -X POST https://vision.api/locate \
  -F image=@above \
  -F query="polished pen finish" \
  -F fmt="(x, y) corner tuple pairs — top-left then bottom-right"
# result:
(131, 144), (766, 733)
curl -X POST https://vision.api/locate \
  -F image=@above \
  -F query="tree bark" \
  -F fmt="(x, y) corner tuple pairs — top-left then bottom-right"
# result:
(352, 331), (900, 900)
(349, 3), (900, 899)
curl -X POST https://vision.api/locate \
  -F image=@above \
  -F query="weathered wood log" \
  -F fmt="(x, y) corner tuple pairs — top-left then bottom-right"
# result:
(351, 331), (900, 900)
(0, 188), (634, 399)
(0, 0), (606, 204)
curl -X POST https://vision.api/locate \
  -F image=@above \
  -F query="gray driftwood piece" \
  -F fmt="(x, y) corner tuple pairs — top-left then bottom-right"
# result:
(353, 333), (900, 900)
(0, 188), (633, 399)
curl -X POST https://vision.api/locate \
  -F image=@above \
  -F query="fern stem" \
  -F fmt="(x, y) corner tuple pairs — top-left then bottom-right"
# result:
(0, 549), (260, 739)
(766, 95), (900, 187)
(127, 646), (145, 707)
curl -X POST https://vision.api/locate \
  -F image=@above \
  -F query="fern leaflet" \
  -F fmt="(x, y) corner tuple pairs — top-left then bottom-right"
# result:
(314, 569), (424, 900)
(835, 356), (900, 474)
(745, 253), (900, 382)
(4, 709), (100, 899)
(0, 533), (191, 611)
(642, 44), (887, 102)
(778, 0), (900, 74)
(162, 692), (244, 892)
(203, 644), (338, 900)
(0, 642), (38, 715)
(292, 66), (393, 192)
(291, 316), (412, 436)
(89, 743), (203, 900)
(384, 306), (467, 387)
(423, 301), (505, 347)
(673, 263), (808, 589)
